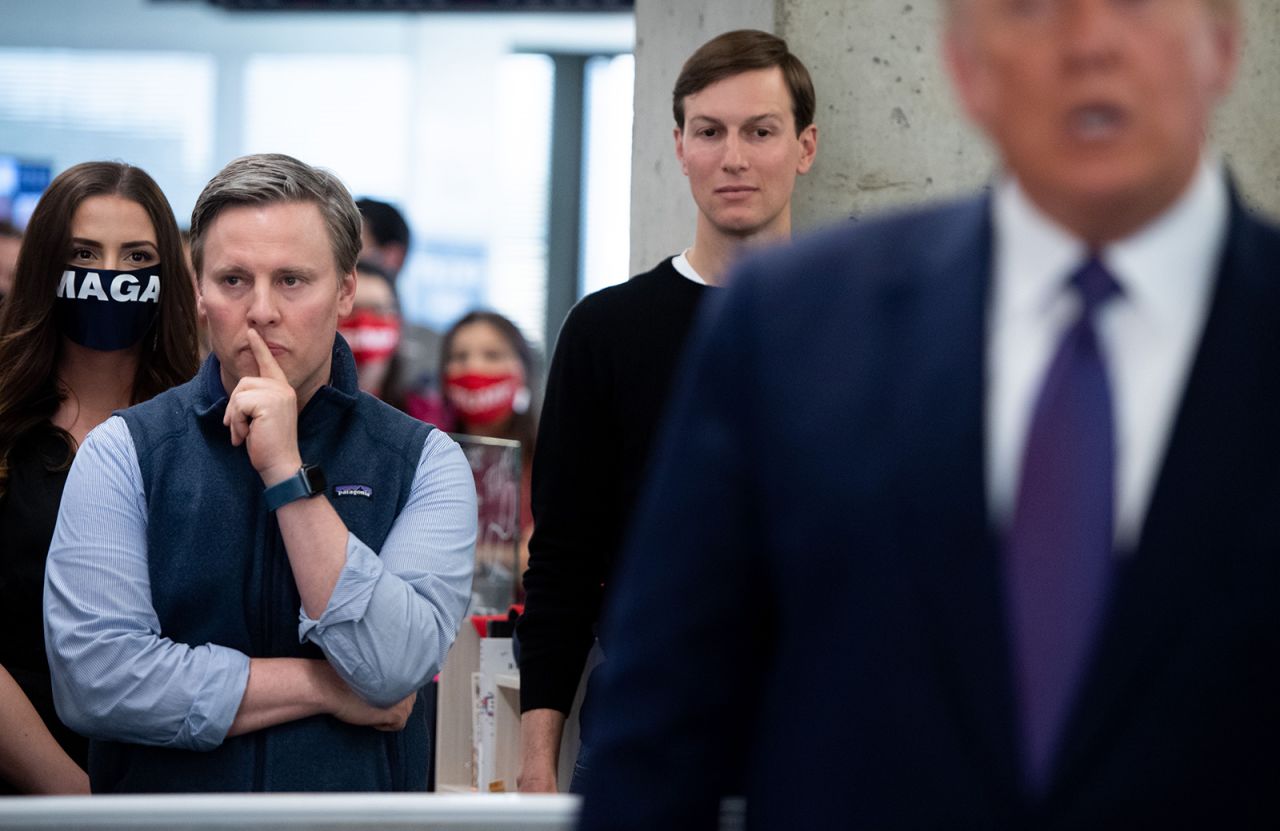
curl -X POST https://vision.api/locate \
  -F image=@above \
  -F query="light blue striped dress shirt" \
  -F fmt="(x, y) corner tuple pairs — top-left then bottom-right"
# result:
(43, 416), (477, 751)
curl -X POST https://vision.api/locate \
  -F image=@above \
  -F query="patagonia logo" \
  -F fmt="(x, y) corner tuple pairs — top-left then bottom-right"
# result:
(334, 484), (373, 498)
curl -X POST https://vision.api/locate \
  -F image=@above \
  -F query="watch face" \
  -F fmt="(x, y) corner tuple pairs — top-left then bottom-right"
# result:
(303, 464), (327, 495)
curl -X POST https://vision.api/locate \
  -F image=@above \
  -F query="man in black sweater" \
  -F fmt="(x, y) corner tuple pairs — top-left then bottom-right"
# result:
(515, 29), (818, 793)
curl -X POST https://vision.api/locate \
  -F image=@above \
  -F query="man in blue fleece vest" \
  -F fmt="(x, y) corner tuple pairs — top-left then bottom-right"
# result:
(44, 153), (477, 792)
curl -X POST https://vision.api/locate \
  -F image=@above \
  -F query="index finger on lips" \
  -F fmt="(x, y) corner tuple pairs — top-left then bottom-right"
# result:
(246, 328), (289, 383)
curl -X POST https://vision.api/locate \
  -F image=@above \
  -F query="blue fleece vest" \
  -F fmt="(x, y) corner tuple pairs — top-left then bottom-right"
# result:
(95, 335), (434, 793)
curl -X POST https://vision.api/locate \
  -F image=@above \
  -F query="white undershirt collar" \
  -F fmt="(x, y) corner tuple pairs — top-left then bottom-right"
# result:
(672, 249), (710, 286)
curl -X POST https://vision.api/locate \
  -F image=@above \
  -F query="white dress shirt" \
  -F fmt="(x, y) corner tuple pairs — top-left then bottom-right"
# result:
(986, 157), (1229, 551)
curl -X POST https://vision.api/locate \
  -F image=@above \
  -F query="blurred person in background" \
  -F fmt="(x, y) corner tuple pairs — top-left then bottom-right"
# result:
(356, 198), (411, 280)
(338, 260), (404, 404)
(440, 310), (537, 582)
(181, 228), (211, 361)
(356, 198), (445, 419)
(0, 161), (198, 794)
(0, 220), (22, 305)
(579, 1), (1276, 827)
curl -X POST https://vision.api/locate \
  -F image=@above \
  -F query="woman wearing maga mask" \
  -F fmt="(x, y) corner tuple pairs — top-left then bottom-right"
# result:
(337, 260), (405, 404)
(0, 161), (198, 794)
(440, 311), (538, 590)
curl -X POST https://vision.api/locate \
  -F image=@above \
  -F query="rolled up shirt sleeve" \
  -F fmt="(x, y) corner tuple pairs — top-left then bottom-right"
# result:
(43, 417), (250, 752)
(297, 428), (477, 707)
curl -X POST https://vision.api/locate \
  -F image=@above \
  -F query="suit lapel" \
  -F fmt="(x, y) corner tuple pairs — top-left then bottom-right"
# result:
(1051, 199), (1280, 797)
(892, 197), (1025, 804)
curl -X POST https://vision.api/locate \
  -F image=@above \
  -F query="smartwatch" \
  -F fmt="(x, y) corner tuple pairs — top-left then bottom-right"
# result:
(263, 464), (327, 511)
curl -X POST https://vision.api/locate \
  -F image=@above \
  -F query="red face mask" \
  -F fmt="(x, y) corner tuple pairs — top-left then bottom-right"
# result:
(445, 370), (524, 426)
(339, 309), (401, 367)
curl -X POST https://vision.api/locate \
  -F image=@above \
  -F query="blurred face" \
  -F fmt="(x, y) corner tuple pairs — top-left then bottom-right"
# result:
(68, 195), (158, 272)
(182, 233), (211, 360)
(446, 321), (522, 381)
(339, 269), (401, 396)
(359, 218), (406, 277)
(198, 201), (355, 406)
(675, 67), (817, 243)
(444, 321), (526, 429)
(359, 221), (382, 267)
(351, 270), (397, 316)
(946, 0), (1239, 243)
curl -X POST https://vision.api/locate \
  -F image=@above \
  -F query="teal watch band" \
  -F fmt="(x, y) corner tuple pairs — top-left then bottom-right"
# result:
(263, 464), (326, 511)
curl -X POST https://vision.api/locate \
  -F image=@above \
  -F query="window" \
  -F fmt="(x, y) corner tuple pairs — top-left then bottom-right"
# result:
(0, 48), (215, 218)
(580, 52), (633, 297)
(242, 54), (413, 201)
(483, 53), (554, 350)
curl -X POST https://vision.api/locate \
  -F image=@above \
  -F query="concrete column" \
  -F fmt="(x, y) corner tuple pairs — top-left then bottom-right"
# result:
(632, 0), (1280, 272)
(1216, 0), (1280, 215)
(778, 0), (992, 230)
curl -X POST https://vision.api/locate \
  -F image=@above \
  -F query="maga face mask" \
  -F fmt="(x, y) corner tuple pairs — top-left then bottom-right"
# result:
(445, 370), (528, 426)
(55, 264), (160, 351)
(339, 309), (402, 366)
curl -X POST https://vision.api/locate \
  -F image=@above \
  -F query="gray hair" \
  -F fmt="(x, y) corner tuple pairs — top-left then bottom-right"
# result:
(189, 153), (362, 280)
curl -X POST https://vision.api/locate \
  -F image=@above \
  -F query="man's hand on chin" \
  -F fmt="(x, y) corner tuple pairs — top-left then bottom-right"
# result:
(224, 328), (302, 485)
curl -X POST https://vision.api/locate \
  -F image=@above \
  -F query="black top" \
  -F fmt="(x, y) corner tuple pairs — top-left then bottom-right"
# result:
(517, 257), (711, 713)
(0, 424), (89, 775)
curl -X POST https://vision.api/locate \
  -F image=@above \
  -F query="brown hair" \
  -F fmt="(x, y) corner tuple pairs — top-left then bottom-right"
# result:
(0, 161), (199, 499)
(189, 153), (362, 281)
(673, 29), (816, 135)
(439, 310), (538, 467)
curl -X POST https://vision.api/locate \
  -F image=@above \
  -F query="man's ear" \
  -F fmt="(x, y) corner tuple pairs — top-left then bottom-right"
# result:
(674, 126), (689, 176)
(795, 123), (818, 175)
(337, 269), (356, 318)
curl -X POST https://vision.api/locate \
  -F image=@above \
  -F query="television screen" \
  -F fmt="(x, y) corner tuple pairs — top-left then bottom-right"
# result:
(0, 155), (53, 229)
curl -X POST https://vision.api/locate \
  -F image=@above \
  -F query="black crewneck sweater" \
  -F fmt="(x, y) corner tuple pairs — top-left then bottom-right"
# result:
(517, 256), (711, 713)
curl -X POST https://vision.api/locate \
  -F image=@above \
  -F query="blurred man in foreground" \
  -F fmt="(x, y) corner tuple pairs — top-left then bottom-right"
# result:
(356, 198), (443, 416)
(581, 2), (1278, 827)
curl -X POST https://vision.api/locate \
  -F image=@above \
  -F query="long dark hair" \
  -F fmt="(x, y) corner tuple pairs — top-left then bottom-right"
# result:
(0, 161), (199, 499)
(440, 310), (538, 466)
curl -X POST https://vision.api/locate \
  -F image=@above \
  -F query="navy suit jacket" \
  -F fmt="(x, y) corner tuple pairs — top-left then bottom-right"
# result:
(578, 194), (1280, 829)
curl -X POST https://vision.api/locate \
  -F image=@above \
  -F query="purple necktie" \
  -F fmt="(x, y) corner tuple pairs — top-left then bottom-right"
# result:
(1006, 257), (1120, 794)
